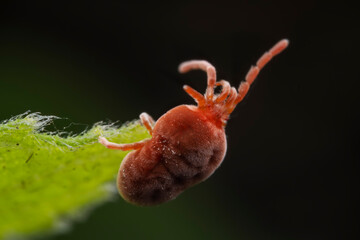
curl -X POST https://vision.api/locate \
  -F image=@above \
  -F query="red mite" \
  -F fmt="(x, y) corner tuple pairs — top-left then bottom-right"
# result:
(99, 39), (289, 206)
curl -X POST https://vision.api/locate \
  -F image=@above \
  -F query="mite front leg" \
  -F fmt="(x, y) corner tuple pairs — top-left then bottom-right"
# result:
(183, 85), (206, 107)
(244, 39), (289, 85)
(99, 136), (150, 151)
(215, 80), (231, 103)
(178, 60), (217, 102)
(140, 112), (155, 135)
(230, 39), (289, 112)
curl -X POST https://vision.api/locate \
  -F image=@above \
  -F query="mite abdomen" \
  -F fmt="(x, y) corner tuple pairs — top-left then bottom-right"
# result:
(117, 105), (227, 206)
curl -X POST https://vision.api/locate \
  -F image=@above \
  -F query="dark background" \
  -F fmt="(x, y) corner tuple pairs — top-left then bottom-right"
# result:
(0, 1), (358, 240)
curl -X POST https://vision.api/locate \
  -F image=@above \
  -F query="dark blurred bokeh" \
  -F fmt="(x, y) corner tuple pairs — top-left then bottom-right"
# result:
(0, 1), (358, 240)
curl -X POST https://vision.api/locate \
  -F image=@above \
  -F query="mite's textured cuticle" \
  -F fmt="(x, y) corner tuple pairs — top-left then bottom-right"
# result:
(118, 105), (226, 206)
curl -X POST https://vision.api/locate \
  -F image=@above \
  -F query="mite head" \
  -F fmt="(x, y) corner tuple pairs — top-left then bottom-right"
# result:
(178, 39), (289, 128)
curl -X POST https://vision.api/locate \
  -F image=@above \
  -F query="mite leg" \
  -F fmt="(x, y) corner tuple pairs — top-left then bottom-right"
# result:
(223, 87), (238, 114)
(178, 60), (217, 102)
(140, 112), (155, 135)
(244, 39), (289, 86)
(232, 39), (289, 110)
(227, 82), (250, 113)
(183, 85), (206, 107)
(99, 136), (150, 151)
(215, 80), (231, 103)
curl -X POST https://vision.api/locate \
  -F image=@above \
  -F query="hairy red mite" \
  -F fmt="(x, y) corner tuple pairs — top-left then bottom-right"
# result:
(99, 39), (289, 206)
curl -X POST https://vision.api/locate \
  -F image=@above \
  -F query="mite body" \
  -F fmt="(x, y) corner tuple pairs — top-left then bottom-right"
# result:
(99, 39), (289, 206)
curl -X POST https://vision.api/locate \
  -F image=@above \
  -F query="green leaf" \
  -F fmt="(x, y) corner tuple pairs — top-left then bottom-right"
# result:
(0, 112), (150, 239)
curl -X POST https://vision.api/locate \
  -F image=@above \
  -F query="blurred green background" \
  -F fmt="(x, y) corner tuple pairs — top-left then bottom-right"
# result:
(0, 1), (358, 240)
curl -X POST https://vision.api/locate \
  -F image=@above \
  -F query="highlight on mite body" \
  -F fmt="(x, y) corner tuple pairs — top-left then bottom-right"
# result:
(99, 39), (289, 206)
